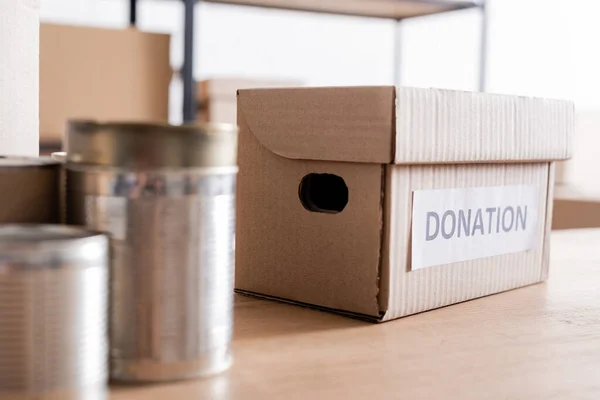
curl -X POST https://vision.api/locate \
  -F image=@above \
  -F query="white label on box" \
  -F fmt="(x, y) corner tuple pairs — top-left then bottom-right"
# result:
(411, 185), (541, 270)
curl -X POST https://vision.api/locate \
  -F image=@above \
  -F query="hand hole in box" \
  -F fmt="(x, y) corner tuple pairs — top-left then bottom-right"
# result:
(299, 173), (348, 214)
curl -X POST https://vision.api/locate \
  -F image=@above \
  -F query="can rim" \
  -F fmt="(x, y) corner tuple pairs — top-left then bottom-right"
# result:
(50, 151), (67, 161)
(68, 119), (238, 135)
(0, 225), (108, 269)
(0, 224), (106, 243)
(0, 156), (61, 168)
(66, 120), (238, 168)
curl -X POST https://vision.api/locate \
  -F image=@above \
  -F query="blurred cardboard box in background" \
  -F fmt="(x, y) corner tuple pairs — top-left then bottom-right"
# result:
(552, 111), (600, 229)
(553, 185), (600, 229)
(197, 78), (301, 125)
(40, 24), (171, 150)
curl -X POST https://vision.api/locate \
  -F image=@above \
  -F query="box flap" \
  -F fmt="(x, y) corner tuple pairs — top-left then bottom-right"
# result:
(237, 87), (395, 163)
(235, 108), (384, 317)
(395, 87), (574, 164)
(238, 86), (573, 165)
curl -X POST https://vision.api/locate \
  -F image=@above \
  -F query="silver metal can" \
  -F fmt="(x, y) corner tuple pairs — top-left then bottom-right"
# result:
(64, 121), (238, 382)
(50, 152), (67, 162)
(0, 225), (109, 400)
(51, 152), (67, 223)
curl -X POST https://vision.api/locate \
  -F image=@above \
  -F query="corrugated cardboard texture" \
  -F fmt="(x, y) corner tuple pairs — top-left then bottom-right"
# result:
(541, 163), (555, 281)
(236, 86), (572, 322)
(238, 87), (572, 165)
(395, 87), (573, 164)
(380, 163), (551, 320)
(206, 0), (475, 19)
(197, 78), (301, 125)
(0, 166), (60, 223)
(235, 109), (382, 316)
(40, 24), (171, 143)
(237, 87), (395, 163)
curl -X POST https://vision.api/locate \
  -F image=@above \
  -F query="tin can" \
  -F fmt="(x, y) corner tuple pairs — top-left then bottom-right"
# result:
(0, 225), (109, 400)
(51, 152), (67, 223)
(50, 152), (67, 162)
(0, 157), (61, 223)
(65, 121), (238, 382)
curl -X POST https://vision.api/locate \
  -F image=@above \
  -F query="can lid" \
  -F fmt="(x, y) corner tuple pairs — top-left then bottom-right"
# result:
(0, 225), (100, 241)
(0, 225), (108, 268)
(51, 152), (67, 162)
(0, 156), (60, 168)
(66, 120), (238, 168)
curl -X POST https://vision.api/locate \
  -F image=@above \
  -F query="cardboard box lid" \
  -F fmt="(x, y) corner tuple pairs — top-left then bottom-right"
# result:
(237, 86), (574, 165)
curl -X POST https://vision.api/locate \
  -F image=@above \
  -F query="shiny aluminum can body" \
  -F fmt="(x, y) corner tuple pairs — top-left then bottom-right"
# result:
(64, 121), (238, 382)
(0, 225), (109, 400)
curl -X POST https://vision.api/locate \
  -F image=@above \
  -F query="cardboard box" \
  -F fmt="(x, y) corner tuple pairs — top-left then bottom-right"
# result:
(40, 24), (171, 146)
(553, 112), (600, 227)
(553, 185), (600, 230)
(235, 86), (573, 322)
(197, 78), (301, 125)
(0, 159), (61, 224)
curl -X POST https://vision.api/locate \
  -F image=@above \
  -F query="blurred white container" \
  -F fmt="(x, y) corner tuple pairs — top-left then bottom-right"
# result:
(0, 0), (40, 156)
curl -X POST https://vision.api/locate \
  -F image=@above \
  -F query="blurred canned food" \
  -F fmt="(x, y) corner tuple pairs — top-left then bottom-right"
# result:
(0, 225), (109, 400)
(65, 121), (238, 382)
(0, 157), (61, 223)
(50, 152), (67, 162)
(50, 152), (67, 223)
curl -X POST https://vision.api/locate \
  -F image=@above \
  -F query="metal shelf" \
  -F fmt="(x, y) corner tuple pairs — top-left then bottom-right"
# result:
(129, 0), (487, 123)
(203, 0), (478, 19)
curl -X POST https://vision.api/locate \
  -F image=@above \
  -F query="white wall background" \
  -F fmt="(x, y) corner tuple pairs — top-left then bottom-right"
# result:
(39, 0), (594, 119)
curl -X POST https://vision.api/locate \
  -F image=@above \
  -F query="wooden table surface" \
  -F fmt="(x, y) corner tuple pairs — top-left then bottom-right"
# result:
(111, 230), (600, 400)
